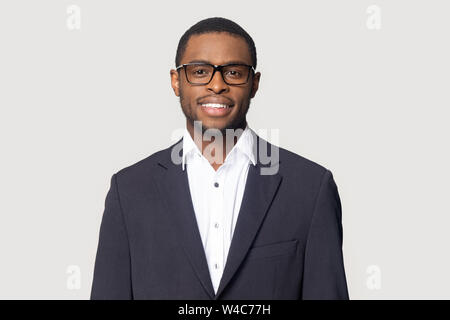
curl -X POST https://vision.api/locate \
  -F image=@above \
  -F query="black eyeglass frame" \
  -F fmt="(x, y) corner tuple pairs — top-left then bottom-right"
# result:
(175, 62), (256, 85)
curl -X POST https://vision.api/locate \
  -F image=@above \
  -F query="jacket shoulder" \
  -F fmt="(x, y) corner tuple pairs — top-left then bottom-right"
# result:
(274, 145), (336, 192)
(278, 145), (330, 177)
(114, 139), (179, 180)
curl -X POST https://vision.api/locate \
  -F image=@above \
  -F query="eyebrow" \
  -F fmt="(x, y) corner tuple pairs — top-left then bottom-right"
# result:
(186, 59), (251, 65)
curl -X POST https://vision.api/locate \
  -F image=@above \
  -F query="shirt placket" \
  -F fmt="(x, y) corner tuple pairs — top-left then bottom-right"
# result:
(210, 169), (225, 292)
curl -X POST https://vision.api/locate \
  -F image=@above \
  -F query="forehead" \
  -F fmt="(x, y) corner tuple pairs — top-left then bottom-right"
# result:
(181, 32), (252, 65)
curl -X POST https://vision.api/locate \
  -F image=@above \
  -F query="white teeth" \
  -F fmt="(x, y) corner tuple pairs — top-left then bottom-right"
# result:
(201, 103), (229, 109)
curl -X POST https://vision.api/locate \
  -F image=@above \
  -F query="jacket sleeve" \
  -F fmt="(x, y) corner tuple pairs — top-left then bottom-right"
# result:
(90, 173), (133, 299)
(301, 169), (349, 300)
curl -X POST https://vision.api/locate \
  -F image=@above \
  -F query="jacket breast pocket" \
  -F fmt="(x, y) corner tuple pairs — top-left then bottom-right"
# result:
(246, 239), (299, 260)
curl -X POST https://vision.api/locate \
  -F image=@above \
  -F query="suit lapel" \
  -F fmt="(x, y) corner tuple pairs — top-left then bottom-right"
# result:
(156, 136), (282, 300)
(157, 139), (216, 299)
(214, 159), (282, 299)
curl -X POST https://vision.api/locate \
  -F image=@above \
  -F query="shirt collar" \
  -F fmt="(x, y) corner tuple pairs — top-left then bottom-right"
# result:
(181, 127), (201, 170)
(181, 124), (256, 171)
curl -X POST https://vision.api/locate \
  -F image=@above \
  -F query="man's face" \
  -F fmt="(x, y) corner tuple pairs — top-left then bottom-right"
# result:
(170, 32), (261, 132)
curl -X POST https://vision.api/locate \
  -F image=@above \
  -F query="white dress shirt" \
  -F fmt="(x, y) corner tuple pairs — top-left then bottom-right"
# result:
(181, 125), (256, 294)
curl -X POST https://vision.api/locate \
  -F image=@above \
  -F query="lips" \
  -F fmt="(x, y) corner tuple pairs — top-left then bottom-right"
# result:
(198, 97), (234, 108)
(197, 97), (234, 117)
(198, 101), (234, 117)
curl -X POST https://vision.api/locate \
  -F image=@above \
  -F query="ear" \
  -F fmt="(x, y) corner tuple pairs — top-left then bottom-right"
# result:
(250, 71), (261, 98)
(170, 69), (180, 97)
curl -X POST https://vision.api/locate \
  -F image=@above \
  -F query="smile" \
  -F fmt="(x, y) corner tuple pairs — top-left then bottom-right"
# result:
(199, 103), (234, 117)
(200, 103), (231, 109)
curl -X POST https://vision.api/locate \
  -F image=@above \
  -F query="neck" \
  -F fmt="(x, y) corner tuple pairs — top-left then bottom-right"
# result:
(186, 119), (247, 171)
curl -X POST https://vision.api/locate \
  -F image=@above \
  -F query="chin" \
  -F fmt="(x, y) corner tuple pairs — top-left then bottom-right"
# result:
(200, 121), (229, 132)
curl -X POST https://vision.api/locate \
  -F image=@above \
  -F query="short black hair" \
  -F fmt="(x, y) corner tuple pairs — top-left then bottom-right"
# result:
(175, 17), (257, 69)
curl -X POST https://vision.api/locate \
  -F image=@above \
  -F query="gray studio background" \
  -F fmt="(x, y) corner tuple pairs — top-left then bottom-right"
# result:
(0, 0), (449, 299)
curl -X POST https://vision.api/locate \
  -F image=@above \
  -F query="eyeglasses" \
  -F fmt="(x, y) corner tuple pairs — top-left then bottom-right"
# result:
(176, 62), (256, 85)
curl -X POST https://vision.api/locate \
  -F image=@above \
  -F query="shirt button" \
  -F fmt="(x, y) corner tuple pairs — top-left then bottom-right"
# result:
(214, 223), (219, 228)
(214, 263), (219, 269)
(214, 182), (219, 188)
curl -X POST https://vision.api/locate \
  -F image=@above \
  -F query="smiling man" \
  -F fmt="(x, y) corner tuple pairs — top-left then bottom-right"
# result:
(91, 17), (349, 300)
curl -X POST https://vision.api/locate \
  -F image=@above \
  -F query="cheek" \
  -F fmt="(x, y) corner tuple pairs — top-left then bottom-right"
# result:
(234, 90), (252, 108)
(181, 86), (203, 104)
(179, 88), (192, 105)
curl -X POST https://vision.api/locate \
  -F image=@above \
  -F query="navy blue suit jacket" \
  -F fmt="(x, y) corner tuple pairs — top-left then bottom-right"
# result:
(90, 135), (349, 299)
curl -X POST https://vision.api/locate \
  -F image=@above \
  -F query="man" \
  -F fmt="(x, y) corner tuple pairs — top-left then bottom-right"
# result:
(90, 17), (349, 300)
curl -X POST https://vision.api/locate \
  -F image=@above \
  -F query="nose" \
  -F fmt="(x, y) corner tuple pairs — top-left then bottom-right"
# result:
(206, 70), (229, 94)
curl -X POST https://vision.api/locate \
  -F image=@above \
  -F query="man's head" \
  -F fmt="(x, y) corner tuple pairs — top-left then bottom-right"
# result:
(170, 17), (261, 134)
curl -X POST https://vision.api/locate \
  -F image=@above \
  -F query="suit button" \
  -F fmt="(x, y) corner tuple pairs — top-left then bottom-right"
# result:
(214, 182), (219, 188)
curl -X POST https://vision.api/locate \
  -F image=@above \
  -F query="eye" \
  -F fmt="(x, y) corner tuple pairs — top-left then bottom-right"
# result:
(225, 70), (241, 77)
(189, 66), (211, 77)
